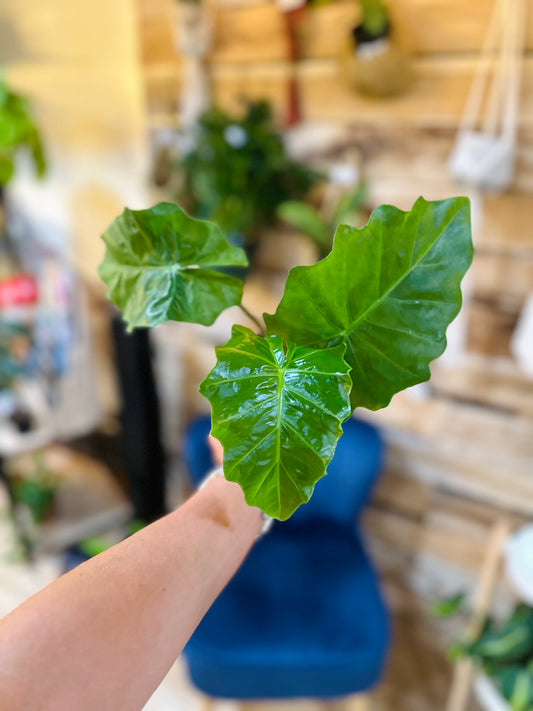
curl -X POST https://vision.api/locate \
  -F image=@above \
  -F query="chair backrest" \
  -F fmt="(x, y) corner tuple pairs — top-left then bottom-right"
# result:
(288, 416), (384, 527)
(183, 415), (384, 528)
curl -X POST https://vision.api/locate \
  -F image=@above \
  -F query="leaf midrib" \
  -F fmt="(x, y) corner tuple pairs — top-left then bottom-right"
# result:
(343, 208), (459, 336)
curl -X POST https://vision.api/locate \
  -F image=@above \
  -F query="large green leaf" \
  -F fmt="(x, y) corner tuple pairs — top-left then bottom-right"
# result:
(200, 325), (352, 519)
(265, 196), (472, 410)
(98, 202), (248, 329)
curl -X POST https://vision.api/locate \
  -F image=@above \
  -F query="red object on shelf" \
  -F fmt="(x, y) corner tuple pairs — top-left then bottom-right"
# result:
(0, 274), (38, 307)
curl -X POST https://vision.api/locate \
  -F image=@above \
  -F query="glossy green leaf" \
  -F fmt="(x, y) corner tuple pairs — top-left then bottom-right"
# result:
(200, 325), (352, 519)
(98, 202), (248, 329)
(265, 196), (473, 410)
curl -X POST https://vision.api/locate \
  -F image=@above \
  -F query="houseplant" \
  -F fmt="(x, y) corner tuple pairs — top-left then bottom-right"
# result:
(98, 195), (472, 520)
(175, 101), (319, 253)
(449, 602), (533, 710)
(0, 73), (46, 191)
(342, 0), (411, 96)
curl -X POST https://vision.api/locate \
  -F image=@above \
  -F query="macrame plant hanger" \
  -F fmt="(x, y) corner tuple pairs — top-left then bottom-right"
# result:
(174, 0), (213, 138)
(449, 0), (527, 192)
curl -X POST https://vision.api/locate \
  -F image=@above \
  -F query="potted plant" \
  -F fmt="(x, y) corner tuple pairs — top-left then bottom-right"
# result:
(175, 100), (320, 257)
(342, 0), (411, 96)
(98, 195), (472, 520)
(436, 595), (533, 710)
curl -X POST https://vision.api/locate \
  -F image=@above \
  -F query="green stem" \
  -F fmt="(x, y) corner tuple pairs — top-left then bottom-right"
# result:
(239, 304), (265, 336)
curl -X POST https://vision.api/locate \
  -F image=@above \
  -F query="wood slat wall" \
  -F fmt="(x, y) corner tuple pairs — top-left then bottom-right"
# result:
(137, 0), (533, 579)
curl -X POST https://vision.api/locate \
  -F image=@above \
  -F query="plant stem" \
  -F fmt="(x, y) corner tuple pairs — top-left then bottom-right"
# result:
(239, 304), (265, 336)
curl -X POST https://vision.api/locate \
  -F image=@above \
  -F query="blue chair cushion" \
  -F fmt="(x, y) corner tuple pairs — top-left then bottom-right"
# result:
(184, 520), (390, 699)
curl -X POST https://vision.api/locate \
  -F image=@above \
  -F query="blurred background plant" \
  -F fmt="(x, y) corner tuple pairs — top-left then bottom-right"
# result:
(277, 182), (366, 258)
(174, 100), (320, 251)
(357, 0), (389, 38)
(0, 73), (46, 189)
(7, 452), (58, 524)
(436, 595), (533, 710)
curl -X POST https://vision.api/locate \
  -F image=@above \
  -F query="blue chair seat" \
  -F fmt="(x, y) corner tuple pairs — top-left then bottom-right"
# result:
(184, 519), (389, 700)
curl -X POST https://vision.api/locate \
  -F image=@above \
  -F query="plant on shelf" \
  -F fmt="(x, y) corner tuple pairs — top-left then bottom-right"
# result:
(277, 182), (366, 258)
(98, 195), (472, 520)
(175, 100), (319, 251)
(0, 73), (46, 190)
(439, 598), (533, 710)
(340, 0), (411, 96)
(8, 453), (58, 524)
(357, 0), (389, 40)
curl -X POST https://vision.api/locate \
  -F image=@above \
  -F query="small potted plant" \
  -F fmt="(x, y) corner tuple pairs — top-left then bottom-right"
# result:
(342, 0), (411, 96)
(174, 100), (320, 258)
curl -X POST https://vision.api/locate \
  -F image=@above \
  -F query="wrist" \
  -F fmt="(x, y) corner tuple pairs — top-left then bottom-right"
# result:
(199, 470), (271, 538)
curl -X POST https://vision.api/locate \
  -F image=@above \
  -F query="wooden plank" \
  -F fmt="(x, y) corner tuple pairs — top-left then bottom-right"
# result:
(467, 296), (520, 358)
(144, 55), (533, 128)
(138, 0), (533, 66)
(471, 252), (533, 300)
(365, 485), (526, 571)
(356, 126), (533, 198)
(361, 392), (533, 516)
(139, 13), (177, 64)
(431, 355), (533, 418)
(481, 194), (533, 254)
(363, 506), (486, 570)
(371, 470), (431, 519)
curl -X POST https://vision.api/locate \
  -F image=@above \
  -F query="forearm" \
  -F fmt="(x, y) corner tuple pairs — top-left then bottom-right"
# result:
(0, 476), (263, 711)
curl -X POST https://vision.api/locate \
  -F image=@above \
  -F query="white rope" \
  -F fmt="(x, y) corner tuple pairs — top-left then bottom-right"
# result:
(449, 0), (527, 191)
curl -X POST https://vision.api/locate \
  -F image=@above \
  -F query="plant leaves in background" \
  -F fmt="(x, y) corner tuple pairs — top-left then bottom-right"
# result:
(99, 202), (248, 330)
(277, 200), (330, 253)
(432, 591), (466, 618)
(0, 75), (46, 184)
(469, 606), (533, 664)
(200, 325), (352, 519)
(265, 196), (472, 410)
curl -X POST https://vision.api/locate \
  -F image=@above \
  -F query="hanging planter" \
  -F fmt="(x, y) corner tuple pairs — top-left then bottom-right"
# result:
(341, 0), (411, 97)
(448, 0), (527, 192)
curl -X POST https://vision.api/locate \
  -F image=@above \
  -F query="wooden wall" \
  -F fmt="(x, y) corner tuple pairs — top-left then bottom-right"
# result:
(139, 0), (533, 587)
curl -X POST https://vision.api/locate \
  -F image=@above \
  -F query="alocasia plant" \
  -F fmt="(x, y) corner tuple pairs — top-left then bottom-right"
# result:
(99, 195), (472, 519)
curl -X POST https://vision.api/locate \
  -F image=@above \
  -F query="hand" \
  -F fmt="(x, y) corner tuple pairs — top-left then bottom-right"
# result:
(207, 433), (224, 467)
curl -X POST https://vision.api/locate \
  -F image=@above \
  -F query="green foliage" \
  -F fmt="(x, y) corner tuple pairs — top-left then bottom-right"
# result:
(99, 196), (472, 518)
(265, 196), (472, 410)
(200, 326), (352, 519)
(178, 101), (319, 245)
(277, 183), (366, 258)
(0, 75), (46, 186)
(98, 203), (248, 330)
(447, 603), (533, 710)
(9, 455), (58, 523)
(432, 591), (466, 618)
(469, 605), (533, 665)
(359, 0), (390, 38)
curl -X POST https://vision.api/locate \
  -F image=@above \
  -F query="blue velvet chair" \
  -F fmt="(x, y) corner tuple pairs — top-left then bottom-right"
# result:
(182, 414), (390, 706)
